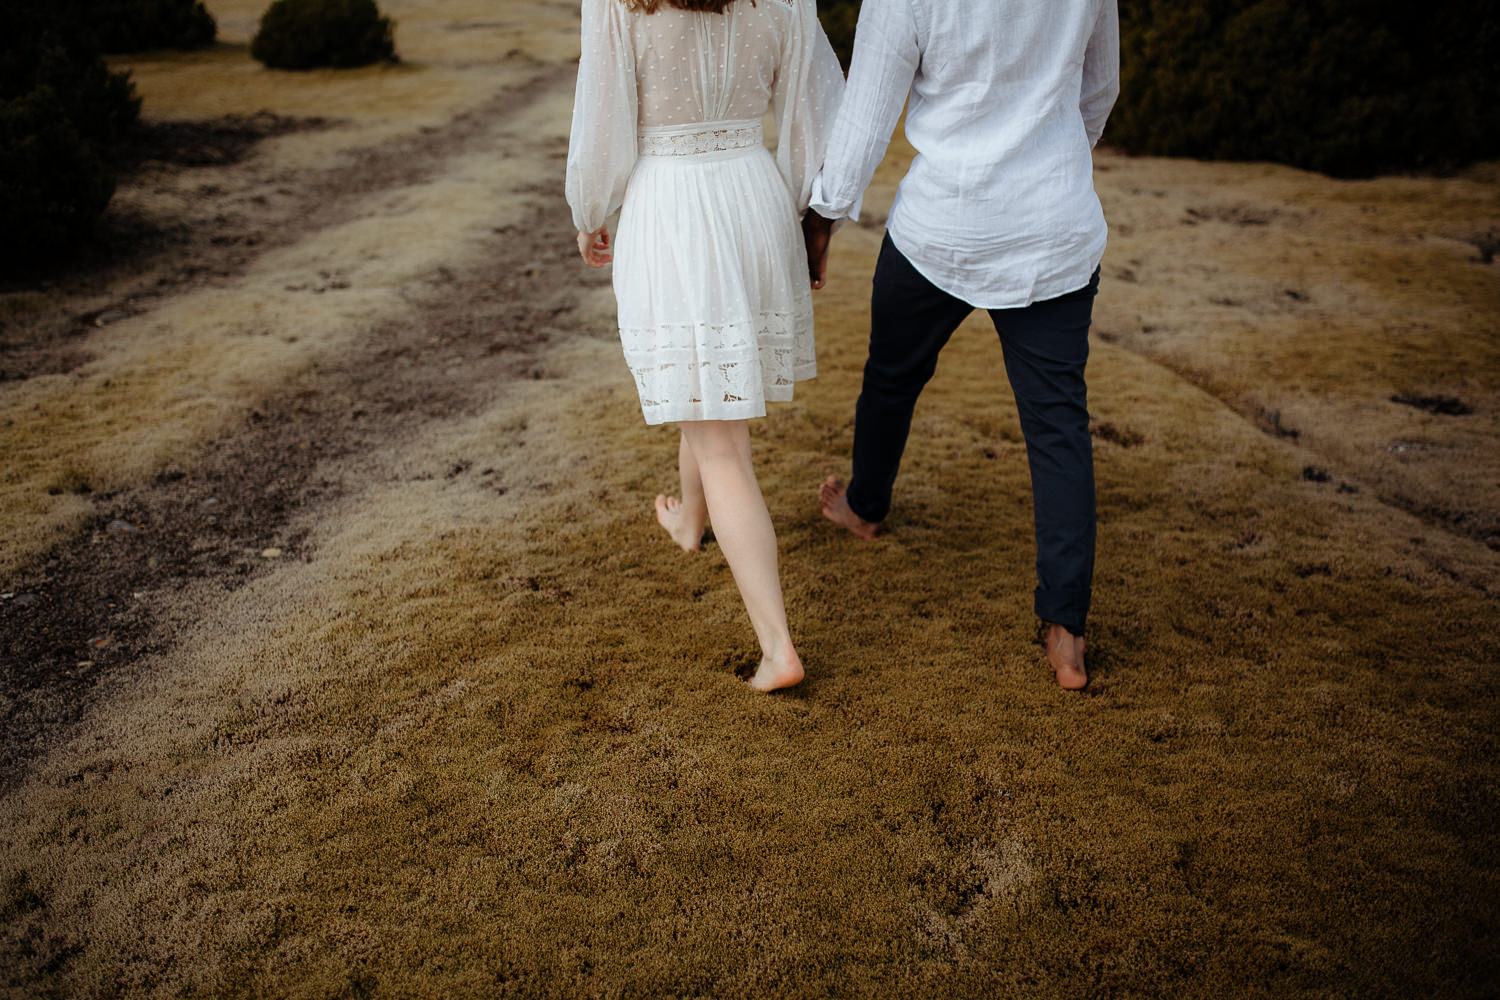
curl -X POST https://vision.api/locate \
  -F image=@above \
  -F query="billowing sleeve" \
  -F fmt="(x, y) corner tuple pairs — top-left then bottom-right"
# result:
(565, 0), (637, 234)
(807, 0), (918, 221)
(1080, 0), (1119, 148)
(770, 0), (847, 215)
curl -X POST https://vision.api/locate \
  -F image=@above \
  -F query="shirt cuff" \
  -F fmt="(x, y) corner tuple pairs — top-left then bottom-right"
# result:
(809, 172), (862, 225)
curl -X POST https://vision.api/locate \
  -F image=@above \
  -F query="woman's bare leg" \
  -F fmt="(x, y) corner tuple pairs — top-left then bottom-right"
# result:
(656, 431), (707, 551)
(679, 419), (803, 692)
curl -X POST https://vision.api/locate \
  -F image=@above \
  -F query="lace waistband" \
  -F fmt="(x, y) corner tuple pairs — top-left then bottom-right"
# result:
(638, 118), (764, 157)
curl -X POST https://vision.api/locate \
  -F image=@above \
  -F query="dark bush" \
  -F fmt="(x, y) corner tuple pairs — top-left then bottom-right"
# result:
(1, 2), (141, 147)
(92, 0), (218, 53)
(1112, 0), (1500, 176)
(251, 0), (397, 70)
(818, 0), (859, 70)
(0, 0), (140, 272)
(0, 90), (117, 269)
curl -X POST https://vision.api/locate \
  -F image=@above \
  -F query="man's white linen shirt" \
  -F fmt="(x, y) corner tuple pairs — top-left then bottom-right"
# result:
(809, 0), (1120, 309)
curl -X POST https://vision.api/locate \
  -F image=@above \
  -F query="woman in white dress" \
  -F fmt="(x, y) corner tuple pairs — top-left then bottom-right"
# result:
(566, 0), (844, 692)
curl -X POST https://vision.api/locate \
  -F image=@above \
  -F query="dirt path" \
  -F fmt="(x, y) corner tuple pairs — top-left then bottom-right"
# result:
(0, 56), (597, 788)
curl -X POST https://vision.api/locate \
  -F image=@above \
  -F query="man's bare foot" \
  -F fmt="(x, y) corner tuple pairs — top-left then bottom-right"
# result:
(817, 476), (883, 540)
(654, 494), (704, 552)
(747, 640), (804, 692)
(1045, 623), (1088, 690)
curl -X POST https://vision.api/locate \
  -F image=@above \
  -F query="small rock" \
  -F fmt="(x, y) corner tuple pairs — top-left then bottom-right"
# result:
(107, 519), (139, 537)
(12, 593), (41, 607)
(76, 661), (95, 669)
(260, 548), (283, 559)
(201, 497), (219, 508)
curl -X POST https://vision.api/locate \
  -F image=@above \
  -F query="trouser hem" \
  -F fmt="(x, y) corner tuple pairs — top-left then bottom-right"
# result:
(843, 483), (886, 525)
(1035, 588), (1090, 638)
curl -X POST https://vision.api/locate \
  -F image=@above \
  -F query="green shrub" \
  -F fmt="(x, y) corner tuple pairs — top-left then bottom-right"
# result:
(0, 89), (117, 270)
(92, 0), (218, 53)
(250, 0), (397, 70)
(1112, 0), (1500, 176)
(0, 0), (140, 271)
(1, 2), (141, 147)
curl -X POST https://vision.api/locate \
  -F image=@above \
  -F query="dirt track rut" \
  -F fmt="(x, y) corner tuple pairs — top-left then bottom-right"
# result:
(0, 63), (605, 789)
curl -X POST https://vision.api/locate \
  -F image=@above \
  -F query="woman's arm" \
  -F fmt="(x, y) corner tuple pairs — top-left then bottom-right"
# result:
(565, 0), (638, 242)
(771, 0), (849, 217)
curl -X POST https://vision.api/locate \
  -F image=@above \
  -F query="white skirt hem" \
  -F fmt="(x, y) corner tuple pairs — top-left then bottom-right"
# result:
(613, 141), (816, 427)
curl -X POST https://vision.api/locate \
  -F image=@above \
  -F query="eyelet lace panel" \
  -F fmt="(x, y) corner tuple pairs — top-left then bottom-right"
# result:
(638, 118), (764, 157)
(620, 309), (816, 424)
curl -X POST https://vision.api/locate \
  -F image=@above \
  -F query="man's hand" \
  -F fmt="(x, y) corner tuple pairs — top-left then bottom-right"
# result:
(801, 210), (834, 290)
(577, 227), (612, 267)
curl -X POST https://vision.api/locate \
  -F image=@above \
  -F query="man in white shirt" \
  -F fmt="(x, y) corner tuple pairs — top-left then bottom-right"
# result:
(803, 0), (1120, 690)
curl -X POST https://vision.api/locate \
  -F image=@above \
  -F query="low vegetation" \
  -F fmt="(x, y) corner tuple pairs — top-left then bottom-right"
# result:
(1110, 0), (1497, 176)
(0, 1), (140, 272)
(817, 0), (858, 68)
(250, 0), (398, 71)
(93, 0), (218, 53)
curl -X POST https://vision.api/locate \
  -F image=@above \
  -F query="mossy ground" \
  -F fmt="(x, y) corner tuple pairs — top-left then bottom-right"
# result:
(1, 1), (1497, 997)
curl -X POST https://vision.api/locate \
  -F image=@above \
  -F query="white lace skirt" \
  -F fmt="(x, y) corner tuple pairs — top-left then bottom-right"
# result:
(613, 119), (816, 425)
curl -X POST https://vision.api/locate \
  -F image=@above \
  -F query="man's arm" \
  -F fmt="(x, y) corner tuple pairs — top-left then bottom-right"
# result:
(1080, 0), (1120, 148)
(807, 0), (920, 223)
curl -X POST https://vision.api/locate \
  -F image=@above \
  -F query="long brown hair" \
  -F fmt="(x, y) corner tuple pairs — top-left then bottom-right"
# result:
(621, 0), (755, 12)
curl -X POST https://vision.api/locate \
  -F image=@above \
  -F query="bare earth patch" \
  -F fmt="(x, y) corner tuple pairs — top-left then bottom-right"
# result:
(1, 2), (1497, 998)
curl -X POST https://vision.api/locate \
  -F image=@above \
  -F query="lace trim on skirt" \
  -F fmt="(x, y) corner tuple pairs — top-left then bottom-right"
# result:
(620, 310), (816, 424)
(637, 118), (764, 158)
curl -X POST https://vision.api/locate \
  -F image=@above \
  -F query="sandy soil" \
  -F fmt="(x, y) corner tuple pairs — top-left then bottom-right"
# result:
(2, 1), (1497, 997)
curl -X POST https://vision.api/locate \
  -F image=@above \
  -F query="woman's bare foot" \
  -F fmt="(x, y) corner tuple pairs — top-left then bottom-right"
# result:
(654, 494), (704, 552)
(817, 476), (883, 540)
(747, 640), (804, 692)
(1045, 623), (1088, 690)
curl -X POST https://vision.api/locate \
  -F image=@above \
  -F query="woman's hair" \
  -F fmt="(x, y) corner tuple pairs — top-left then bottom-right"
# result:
(620, 0), (755, 12)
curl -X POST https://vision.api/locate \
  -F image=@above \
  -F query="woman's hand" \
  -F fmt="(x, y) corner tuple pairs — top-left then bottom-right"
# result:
(577, 227), (613, 267)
